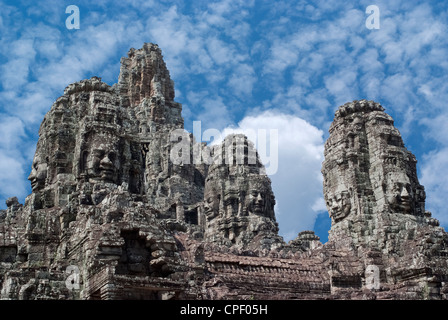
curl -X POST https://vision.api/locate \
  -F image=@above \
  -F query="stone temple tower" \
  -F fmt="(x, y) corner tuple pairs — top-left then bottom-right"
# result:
(322, 100), (432, 247)
(203, 134), (283, 250)
(117, 43), (205, 217)
(322, 100), (448, 290)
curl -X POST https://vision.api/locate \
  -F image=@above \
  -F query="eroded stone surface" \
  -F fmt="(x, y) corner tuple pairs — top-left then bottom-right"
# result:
(1, 45), (448, 300)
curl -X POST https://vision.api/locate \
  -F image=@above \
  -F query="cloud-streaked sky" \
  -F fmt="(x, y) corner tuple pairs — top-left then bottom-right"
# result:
(1, 0), (447, 242)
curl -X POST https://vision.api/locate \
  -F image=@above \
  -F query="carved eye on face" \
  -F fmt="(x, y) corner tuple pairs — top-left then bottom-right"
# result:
(93, 150), (104, 159)
(108, 152), (116, 162)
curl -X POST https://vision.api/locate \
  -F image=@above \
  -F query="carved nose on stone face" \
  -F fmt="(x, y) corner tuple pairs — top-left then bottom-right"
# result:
(400, 187), (410, 199)
(100, 155), (113, 169)
(331, 198), (338, 210)
(256, 193), (263, 204)
(27, 171), (35, 181)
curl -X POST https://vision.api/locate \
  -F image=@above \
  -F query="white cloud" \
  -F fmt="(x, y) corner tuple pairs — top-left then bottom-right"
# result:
(421, 148), (448, 226)
(0, 118), (29, 208)
(0, 154), (28, 206)
(420, 115), (448, 147)
(227, 64), (256, 97)
(0, 116), (26, 149)
(196, 97), (234, 131)
(324, 70), (358, 105)
(0, 38), (36, 91)
(206, 37), (234, 65)
(264, 41), (300, 74)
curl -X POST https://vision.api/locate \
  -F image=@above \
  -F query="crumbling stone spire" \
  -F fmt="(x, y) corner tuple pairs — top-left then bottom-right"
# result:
(117, 43), (182, 128)
(116, 44), (203, 214)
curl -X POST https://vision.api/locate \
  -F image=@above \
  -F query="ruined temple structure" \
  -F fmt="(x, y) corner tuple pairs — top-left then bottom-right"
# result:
(1, 43), (448, 300)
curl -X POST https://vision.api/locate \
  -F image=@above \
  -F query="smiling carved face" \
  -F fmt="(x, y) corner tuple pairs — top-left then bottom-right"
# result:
(386, 181), (413, 213)
(245, 177), (275, 218)
(85, 134), (121, 184)
(204, 191), (220, 220)
(248, 190), (265, 214)
(28, 155), (48, 192)
(326, 191), (351, 223)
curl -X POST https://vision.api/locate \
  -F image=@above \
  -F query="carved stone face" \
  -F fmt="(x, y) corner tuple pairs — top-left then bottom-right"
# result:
(223, 192), (239, 217)
(386, 181), (412, 213)
(415, 186), (426, 213)
(246, 178), (275, 218)
(84, 134), (121, 183)
(28, 155), (47, 192)
(326, 191), (351, 222)
(247, 190), (265, 214)
(204, 191), (219, 221)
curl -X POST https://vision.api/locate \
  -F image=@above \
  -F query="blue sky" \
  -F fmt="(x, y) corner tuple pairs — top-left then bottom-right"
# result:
(1, 0), (448, 243)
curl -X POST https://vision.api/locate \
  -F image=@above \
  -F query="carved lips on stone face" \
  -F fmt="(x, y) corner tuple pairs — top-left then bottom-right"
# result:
(28, 155), (48, 192)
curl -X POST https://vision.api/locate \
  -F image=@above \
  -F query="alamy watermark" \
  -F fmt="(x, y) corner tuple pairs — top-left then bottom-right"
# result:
(365, 264), (380, 289)
(365, 5), (380, 30)
(64, 4), (380, 31)
(170, 121), (279, 175)
(65, 265), (80, 290)
(66, 5), (80, 30)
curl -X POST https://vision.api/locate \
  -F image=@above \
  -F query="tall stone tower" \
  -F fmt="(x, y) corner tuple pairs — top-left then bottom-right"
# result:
(322, 100), (448, 293)
(118, 44), (204, 216)
(322, 100), (433, 247)
(203, 134), (282, 250)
